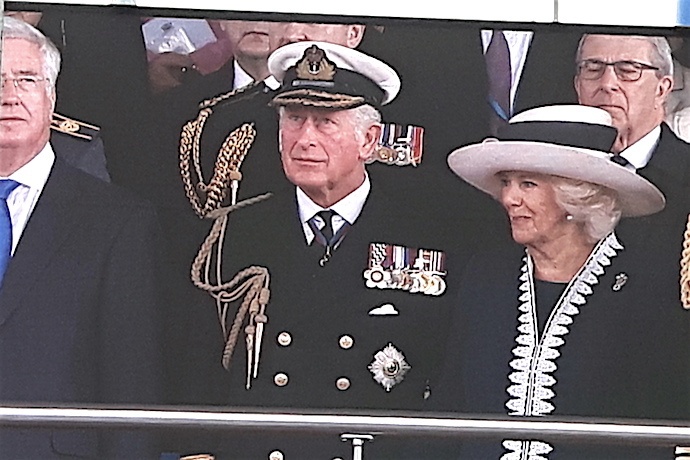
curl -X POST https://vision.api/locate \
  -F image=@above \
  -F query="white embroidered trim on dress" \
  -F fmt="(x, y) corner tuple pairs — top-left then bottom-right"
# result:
(502, 232), (622, 460)
(501, 440), (553, 460)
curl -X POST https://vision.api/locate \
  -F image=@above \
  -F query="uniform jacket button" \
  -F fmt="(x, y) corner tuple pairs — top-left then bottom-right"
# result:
(268, 450), (284, 460)
(339, 335), (354, 349)
(277, 331), (292, 346)
(336, 377), (351, 391)
(274, 373), (289, 387)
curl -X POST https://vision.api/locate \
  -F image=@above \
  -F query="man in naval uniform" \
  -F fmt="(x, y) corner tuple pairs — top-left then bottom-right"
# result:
(175, 41), (455, 460)
(164, 21), (374, 409)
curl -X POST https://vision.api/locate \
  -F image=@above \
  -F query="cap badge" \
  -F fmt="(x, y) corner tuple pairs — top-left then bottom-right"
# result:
(295, 45), (336, 81)
(369, 343), (410, 391)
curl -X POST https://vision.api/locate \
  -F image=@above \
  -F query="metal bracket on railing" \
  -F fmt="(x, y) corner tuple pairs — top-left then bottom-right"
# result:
(341, 433), (374, 460)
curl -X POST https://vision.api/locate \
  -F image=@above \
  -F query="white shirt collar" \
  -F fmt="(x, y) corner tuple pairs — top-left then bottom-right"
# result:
(2, 142), (55, 255)
(264, 75), (280, 90)
(233, 60), (255, 90)
(297, 174), (371, 244)
(4, 142), (54, 190)
(619, 126), (660, 170)
(234, 60), (280, 91)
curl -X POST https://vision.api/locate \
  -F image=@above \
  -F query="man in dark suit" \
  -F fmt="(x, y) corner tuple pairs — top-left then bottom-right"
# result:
(173, 41), (456, 460)
(575, 34), (690, 292)
(575, 40), (690, 450)
(0, 16), (160, 458)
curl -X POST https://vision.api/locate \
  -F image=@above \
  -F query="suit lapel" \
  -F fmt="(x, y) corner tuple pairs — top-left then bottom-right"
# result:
(0, 162), (81, 326)
(619, 126), (690, 251)
(641, 125), (690, 192)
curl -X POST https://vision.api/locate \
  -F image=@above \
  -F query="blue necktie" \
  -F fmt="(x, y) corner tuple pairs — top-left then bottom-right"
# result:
(0, 180), (20, 290)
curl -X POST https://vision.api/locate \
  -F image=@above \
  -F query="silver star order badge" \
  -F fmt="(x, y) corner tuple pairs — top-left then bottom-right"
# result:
(368, 343), (410, 391)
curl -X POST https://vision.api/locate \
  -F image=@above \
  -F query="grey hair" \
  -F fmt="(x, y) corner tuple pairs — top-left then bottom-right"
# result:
(551, 175), (622, 244)
(348, 104), (382, 141)
(277, 104), (381, 141)
(576, 34), (673, 78)
(2, 16), (61, 90)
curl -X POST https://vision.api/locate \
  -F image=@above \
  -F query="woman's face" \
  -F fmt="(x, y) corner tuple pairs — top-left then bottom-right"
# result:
(498, 171), (571, 248)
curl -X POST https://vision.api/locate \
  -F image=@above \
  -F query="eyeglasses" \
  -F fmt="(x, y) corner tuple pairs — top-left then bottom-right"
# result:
(1, 75), (49, 92)
(577, 59), (660, 82)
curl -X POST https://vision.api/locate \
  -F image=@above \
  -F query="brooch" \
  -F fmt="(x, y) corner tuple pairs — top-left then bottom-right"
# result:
(612, 272), (628, 291)
(368, 343), (410, 391)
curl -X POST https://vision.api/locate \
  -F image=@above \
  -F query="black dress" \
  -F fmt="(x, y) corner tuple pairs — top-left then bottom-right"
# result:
(435, 233), (690, 459)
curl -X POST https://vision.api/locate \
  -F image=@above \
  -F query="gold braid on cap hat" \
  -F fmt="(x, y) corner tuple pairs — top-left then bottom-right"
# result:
(271, 89), (366, 109)
(179, 84), (273, 389)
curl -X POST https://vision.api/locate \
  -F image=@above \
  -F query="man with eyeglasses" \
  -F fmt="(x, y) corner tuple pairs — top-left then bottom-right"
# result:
(574, 35), (690, 444)
(0, 16), (160, 458)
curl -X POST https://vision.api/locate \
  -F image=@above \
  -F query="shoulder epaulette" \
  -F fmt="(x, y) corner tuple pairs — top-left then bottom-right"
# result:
(50, 113), (101, 141)
(198, 81), (271, 111)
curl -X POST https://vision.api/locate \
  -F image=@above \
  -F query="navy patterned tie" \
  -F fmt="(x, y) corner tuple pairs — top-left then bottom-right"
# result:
(0, 180), (19, 289)
(308, 210), (350, 266)
(316, 210), (334, 241)
(485, 30), (511, 136)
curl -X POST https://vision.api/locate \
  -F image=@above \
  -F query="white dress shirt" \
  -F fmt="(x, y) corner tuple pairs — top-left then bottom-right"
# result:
(2, 143), (54, 255)
(233, 60), (281, 91)
(619, 126), (660, 171)
(297, 175), (371, 245)
(233, 59), (255, 90)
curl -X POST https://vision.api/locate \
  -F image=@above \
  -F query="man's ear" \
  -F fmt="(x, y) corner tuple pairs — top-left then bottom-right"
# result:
(346, 25), (366, 49)
(658, 74), (674, 100)
(49, 88), (57, 112)
(359, 123), (381, 162)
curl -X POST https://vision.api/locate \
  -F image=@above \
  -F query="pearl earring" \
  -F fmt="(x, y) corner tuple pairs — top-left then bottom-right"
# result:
(566, 214), (574, 221)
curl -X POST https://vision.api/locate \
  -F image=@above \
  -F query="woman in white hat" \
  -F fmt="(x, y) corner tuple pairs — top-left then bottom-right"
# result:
(437, 105), (690, 459)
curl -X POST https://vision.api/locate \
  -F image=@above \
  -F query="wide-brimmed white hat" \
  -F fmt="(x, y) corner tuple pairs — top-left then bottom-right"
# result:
(447, 105), (665, 217)
(268, 41), (400, 109)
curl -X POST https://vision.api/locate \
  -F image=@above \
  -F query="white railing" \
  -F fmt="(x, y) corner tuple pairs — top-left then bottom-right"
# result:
(0, 405), (688, 444)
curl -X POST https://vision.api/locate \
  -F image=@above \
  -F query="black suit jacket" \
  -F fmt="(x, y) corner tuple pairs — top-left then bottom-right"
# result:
(0, 160), (161, 458)
(616, 124), (690, 292)
(363, 24), (580, 167)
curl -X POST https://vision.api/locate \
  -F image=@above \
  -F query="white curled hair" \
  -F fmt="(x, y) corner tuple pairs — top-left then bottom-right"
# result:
(277, 104), (381, 145)
(348, 104), (382, 141)
(2, 16), (61, 91)
(551, 176), (622, 244)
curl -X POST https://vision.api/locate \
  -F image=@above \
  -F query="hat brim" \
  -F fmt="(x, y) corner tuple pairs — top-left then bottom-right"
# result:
(447, 140), (665, 217)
